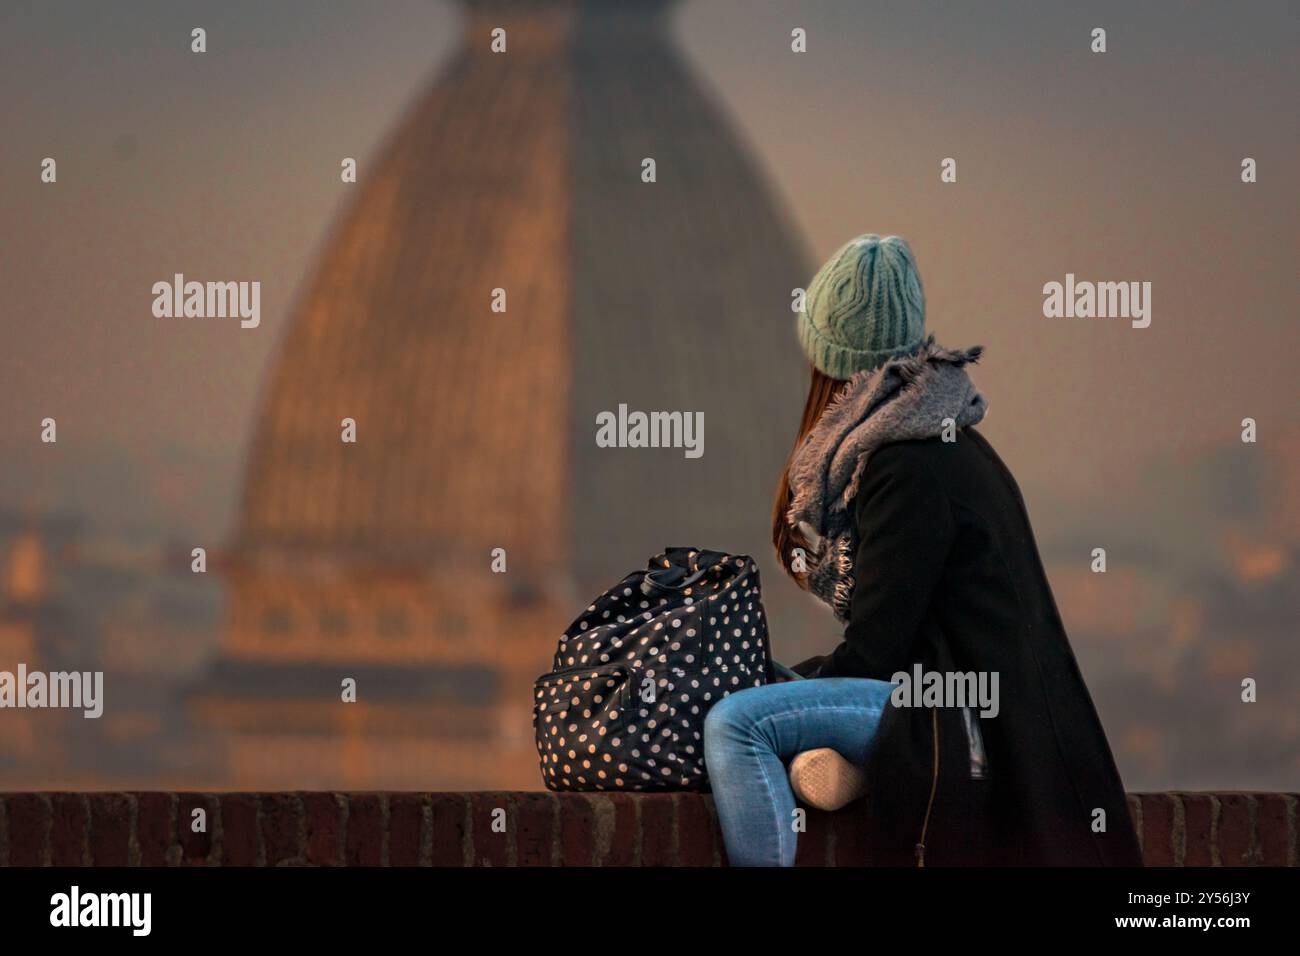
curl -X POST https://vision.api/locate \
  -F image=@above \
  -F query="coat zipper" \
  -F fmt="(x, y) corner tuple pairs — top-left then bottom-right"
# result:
(915, 707), (940, 867)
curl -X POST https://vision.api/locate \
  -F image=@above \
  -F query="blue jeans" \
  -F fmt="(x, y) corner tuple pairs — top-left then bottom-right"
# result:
(703, 674), (895, 866)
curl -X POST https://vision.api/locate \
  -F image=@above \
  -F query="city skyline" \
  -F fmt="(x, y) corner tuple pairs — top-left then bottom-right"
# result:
(1, 0), (1296, 792)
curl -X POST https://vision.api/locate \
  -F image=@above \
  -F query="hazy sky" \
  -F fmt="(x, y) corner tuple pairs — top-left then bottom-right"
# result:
(2, 0), (1296, 539)
(1, 0), (1297, 793)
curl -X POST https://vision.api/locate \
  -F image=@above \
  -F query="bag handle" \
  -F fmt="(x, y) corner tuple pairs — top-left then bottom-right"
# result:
(660, 547), (730, 573)
(642, 563), (710, 594)
(642, 548), (734, 595)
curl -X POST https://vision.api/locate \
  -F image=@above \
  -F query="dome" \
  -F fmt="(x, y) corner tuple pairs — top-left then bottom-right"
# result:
(235, 0), (812, 607)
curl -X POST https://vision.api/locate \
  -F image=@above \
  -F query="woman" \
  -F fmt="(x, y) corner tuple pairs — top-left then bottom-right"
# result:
(703, 234), (1142, 867)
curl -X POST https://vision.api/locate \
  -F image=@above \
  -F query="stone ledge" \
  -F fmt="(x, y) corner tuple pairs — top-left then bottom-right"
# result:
(0, 791), (1295, 866)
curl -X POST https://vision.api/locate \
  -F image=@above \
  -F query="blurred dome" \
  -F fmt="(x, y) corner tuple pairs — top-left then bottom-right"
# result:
(236, 0), (811, 608)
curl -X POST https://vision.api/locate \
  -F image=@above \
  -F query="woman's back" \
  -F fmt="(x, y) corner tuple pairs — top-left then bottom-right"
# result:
(830, 427), (1143, 865)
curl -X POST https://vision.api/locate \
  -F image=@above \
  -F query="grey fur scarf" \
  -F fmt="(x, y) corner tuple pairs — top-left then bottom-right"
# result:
(785, 337), (988, 622)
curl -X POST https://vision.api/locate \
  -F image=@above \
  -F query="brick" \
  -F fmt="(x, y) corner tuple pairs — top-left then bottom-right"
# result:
(675, 794), (717, 866)
(220, 793), (260, 866)
(1181, 793), (1216, 866)
(603, 793), (639, 866)
(3, 790), (1297, 869)
(795, 807), (832, 867)
(345, 793), (385, 867)
(259, 793), (302, 866)
(135, 793), (176, 866)
(1138, 793), (1176, 867)
(513, 792), (556, 866)
(88, 793), (133, 866)
(303, 793), (344, 866)
(5, 794), (51, 866)
(387, 794), (425, 867)
(639, 794), (674, 866)
(176, 794), (215, 865)
(428, 793), (468, 866)
(1255, 793), (1293, 867)
(1217, 793), (1254, 867)
(558, 794), (598, 866)
(49, 793), (88, 866)
(469, 792), (511, 866)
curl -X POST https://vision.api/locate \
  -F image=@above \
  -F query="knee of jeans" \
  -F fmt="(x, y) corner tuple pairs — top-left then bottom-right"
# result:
(704, 690), (755, 744)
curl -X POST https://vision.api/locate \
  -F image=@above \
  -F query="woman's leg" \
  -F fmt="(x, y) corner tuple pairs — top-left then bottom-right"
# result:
(703, 677), (895, 867)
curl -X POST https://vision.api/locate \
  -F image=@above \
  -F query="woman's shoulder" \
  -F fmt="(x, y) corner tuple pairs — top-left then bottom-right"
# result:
(851, 437), (956, 515)
(862, 426), (1024, 516)
(867, 433), (964, 475)
(856, 429), (994, 509)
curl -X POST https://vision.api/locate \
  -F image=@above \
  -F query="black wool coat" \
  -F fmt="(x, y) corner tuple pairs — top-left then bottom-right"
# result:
(798, 427), (1142, 866)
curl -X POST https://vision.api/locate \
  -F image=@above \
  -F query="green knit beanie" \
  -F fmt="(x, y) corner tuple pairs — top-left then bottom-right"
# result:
(798, 234), (926, 379)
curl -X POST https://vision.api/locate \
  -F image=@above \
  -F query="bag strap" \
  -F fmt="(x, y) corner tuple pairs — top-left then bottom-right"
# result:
(688, 549), (730, 572)
(662, 548), (729, 571)
(642, 548), (734, 595)
(642, 563), (711, 594)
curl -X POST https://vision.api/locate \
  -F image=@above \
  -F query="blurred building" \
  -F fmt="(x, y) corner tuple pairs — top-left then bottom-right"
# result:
(0, 515), (223, 789)
(0, 528), (47, 765)
(188, 0), (815, 790)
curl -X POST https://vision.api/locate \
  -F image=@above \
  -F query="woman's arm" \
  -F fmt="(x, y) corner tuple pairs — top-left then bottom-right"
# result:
(770, 660), (807, 682)
(817, 444), (957, 679)
(788, 655), (827, 678)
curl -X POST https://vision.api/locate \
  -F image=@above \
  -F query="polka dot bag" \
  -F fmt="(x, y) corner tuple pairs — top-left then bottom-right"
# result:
(533, 547), (774, 792)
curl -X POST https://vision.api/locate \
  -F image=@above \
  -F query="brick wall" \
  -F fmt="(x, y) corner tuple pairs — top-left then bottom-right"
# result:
(0, 792), (1294, 866)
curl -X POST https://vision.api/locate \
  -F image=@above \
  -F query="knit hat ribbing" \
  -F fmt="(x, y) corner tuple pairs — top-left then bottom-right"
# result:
(798, 234), (926, 379)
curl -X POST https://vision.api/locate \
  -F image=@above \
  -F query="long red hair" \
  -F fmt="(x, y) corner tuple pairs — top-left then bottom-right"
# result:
(771, 365), (848, 587)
